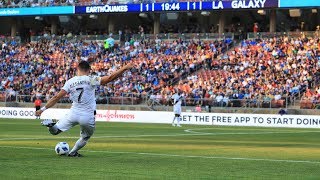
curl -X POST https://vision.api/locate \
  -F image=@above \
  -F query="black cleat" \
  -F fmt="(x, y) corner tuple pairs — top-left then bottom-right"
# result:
(68, 152), (83, 157)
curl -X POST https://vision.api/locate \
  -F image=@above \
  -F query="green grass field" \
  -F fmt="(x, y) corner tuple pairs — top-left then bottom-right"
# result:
(1, 118), (320, 179)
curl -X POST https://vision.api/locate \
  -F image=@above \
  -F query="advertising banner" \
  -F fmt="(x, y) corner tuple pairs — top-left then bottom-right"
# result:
(1, 107), (320, 128)
(0, 6), (74, 16)
(280, 0), (320, 8)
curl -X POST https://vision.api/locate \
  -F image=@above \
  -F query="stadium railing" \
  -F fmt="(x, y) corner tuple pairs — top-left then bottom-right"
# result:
(150, 97), (290, 109)
(30, 33), (234, 42)
(0, 92), (317, 110)
(247, 31), (318, 39)
(0, 36), (21, 43)
(11, 93), (149, 106)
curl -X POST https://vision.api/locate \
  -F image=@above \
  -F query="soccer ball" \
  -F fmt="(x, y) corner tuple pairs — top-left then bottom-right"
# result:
(55, 142), (70, 155)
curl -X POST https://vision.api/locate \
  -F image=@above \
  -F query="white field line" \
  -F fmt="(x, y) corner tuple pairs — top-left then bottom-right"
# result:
(0, 133), (206, 141)
(0, 129), (319, 141)
(184, 127), (320, 132)
(0, 145), (320, 164)
(184, 128), (320, 135)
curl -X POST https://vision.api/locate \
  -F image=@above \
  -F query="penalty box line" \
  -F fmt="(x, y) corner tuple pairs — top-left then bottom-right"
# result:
(0, 145), (320, 165)
(184, 128), (320, 134)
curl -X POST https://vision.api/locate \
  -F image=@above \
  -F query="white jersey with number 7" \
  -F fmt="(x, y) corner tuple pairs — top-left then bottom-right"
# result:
(62, 75), (101, 115)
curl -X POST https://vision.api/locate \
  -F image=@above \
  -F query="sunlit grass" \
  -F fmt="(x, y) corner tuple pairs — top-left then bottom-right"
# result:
(1, 119), (320, 179)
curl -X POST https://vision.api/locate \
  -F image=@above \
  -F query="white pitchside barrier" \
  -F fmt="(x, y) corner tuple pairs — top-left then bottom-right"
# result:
(0, 107), (320, 128)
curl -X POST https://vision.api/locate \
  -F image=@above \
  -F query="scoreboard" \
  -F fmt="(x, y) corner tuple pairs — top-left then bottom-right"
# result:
(76, 0), (279, 14)
(1, 0), (319, 17)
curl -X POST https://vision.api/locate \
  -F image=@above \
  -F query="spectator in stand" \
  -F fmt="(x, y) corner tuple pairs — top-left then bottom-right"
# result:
(66, 0), (75, 5)
(163, 36), (320, 108)
(1, 32), (319, 109)
(215, 93), (223, 107)
(253, 23), (259, 33)
(138, 25), (144, 40)
(195, 104), (201, 112)
(34, 97), (42, 119)
(274, 91), (282, 101)
(106, 34), (115, 52)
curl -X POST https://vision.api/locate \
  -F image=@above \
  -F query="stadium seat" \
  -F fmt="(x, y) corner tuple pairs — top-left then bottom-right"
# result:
(300, 100), (314, 109)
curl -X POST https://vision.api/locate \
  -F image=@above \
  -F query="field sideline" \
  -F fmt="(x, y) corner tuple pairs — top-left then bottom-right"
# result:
(1, 118), (320, 179)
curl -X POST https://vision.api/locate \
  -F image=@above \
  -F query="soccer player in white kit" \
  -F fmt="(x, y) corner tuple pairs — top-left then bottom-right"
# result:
(171, 90), (183, 127)
(36, 61), (133, 157)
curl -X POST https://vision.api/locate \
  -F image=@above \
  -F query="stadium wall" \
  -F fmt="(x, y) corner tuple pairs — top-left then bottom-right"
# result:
(1, 107), (320, 128)
(4, 102), (320, 115)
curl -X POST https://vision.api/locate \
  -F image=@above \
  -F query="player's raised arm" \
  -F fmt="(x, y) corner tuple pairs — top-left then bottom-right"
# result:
(100, 63), (134, 86)
(35, 89), (67, 116)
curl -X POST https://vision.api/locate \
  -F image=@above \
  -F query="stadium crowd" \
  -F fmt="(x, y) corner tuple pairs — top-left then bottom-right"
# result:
(153, 36), (320, 108)
(1, 30), (320, 109)
(0, 33), (231, 104)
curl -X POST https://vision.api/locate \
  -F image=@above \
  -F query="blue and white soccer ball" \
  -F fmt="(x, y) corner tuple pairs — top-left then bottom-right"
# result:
(55, 142), (70, 155)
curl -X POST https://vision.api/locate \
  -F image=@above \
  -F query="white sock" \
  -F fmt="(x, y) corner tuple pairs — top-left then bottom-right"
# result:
(177, 117), (181, 126)
(69, 137), (87, 155)
(172, 117), (176, 124)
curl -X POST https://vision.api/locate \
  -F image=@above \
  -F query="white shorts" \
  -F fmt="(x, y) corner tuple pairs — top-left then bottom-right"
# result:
(56, 112), (95, 138)
(173, 106), (181, 115)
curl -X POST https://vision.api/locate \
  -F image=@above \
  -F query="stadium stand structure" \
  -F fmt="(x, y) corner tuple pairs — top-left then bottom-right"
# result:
(150, 34), (320, 109)
(1, 30), (320, 110)
(0, 34), (232, 106)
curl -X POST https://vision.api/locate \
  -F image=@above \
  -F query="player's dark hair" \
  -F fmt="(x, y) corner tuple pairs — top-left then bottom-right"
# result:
(78, 61), (91, 72)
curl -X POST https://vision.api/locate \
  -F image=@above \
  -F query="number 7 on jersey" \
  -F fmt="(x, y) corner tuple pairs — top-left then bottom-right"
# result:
(76, 88), (84, 103)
